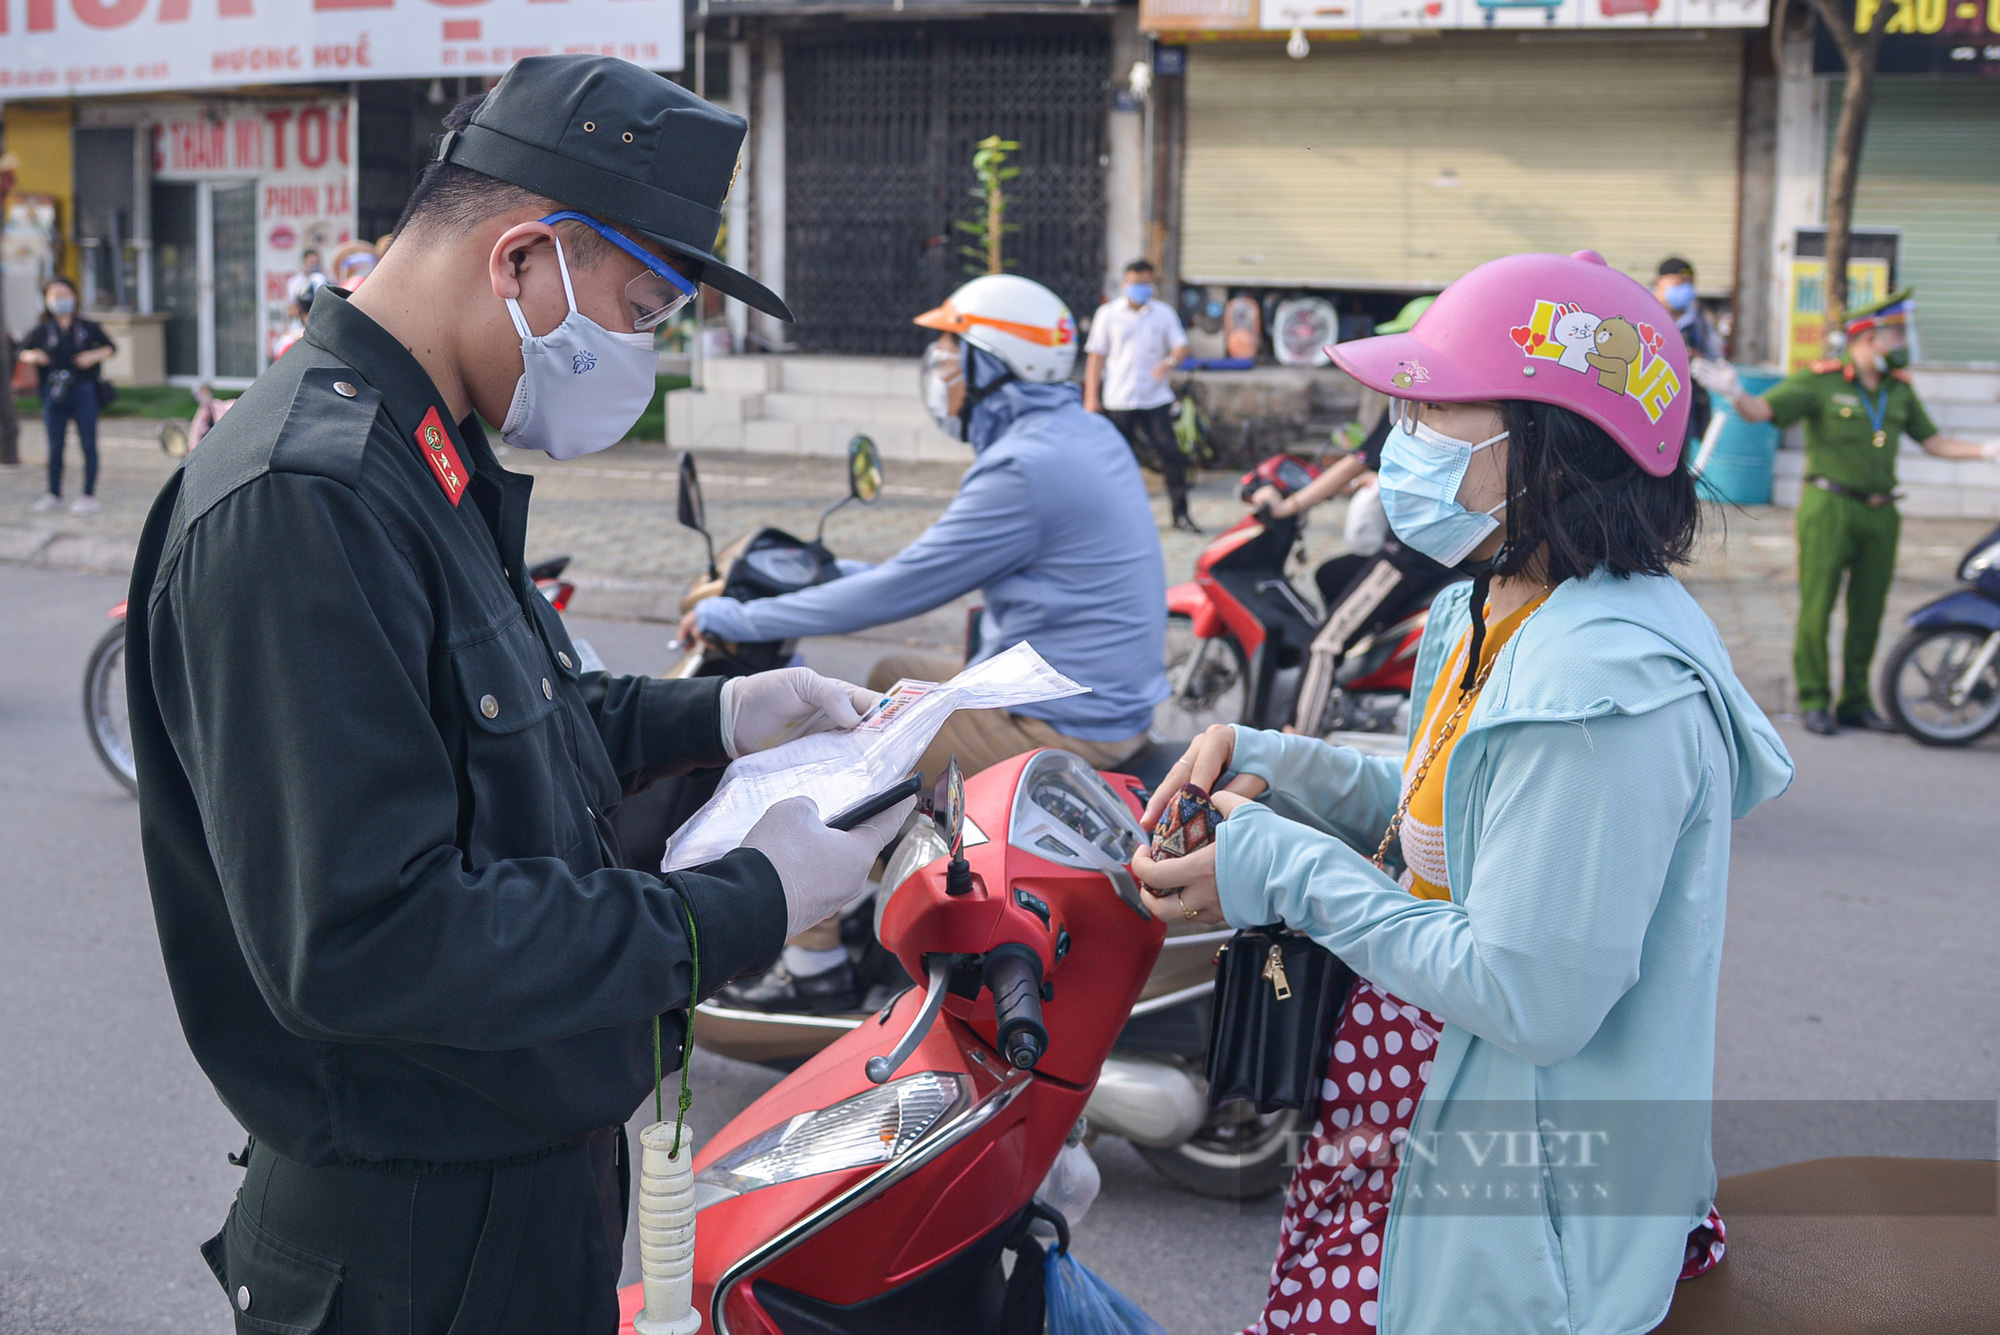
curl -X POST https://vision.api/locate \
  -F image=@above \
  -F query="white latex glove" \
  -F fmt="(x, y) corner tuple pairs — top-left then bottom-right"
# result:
(1981, 438), (2000, 463)
(719, 667), (879, 759)
(743, 795), (919, 939)
(1690, 358), (1741, 400)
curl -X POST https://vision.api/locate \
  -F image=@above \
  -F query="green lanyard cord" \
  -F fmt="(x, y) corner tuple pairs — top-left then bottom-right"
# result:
(652, 892), (701, 1154)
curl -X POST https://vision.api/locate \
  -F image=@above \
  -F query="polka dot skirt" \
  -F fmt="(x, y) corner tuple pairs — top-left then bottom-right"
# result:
(1238, 980), (1727, 1335)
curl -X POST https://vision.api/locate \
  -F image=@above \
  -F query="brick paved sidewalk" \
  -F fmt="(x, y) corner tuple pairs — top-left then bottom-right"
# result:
(4, 421), (1989, 715)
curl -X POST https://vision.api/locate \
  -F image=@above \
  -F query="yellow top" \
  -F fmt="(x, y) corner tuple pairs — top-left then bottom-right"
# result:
(1397, 591), (1552, 901)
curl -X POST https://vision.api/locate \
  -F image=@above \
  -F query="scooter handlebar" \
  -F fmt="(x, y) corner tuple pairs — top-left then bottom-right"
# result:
(983, 944), (1048, 1071)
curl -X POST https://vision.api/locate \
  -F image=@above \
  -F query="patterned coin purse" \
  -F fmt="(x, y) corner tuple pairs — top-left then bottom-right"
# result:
(1150, 783), (1221, 860)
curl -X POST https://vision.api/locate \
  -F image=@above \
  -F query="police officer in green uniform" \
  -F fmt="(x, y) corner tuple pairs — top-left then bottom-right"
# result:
(1698, 292), (2000, 735)
(125, 57), (915, 1334)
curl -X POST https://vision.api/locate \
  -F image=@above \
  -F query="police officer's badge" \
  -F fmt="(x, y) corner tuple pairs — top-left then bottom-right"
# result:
(415, 405), (468, 506)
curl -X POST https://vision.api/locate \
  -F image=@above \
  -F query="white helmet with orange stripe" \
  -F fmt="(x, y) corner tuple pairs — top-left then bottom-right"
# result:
(914, 274), (1078, 384)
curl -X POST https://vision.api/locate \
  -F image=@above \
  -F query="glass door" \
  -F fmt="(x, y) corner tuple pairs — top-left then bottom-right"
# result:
(148, 178), (263, 384)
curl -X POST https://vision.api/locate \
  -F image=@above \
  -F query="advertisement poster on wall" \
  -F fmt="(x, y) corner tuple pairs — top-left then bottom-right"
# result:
(147, 98), (358, 367)
(0, 0), (681, 99)
(1784, 227), (1901, 373)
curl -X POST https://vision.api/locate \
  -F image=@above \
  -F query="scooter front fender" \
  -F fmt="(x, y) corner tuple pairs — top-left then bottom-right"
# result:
(1906, 589), (2000, 634)
(1166, 581), (1221, 639)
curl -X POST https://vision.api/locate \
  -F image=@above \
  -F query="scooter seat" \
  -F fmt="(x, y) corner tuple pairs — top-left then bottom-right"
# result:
(1655, 1157), (1999, 1334)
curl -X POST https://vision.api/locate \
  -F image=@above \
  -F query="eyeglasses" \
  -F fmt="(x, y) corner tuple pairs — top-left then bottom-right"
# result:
(537, 211), (699, 333)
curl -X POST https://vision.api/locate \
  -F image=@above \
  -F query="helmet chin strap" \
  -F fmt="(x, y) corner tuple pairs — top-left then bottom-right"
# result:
(1455, 542), (1510, 693)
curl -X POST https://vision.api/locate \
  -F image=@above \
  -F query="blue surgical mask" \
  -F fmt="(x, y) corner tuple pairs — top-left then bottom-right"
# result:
(1124, 283), (1154, 306)
(1663, 281), (1695, 314)
(49, 295), (76, 317)
(1378, 418), (1509, 568)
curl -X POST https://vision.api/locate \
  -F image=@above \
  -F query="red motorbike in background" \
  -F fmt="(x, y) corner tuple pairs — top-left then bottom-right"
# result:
(1156, 453), (1454, 743)
(84, 558), (578, 795)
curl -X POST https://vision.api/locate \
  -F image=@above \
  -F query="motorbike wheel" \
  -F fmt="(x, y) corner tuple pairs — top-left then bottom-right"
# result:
(84, 621), (139, 796)
(1135, 1102), (1304, 1200)
(1154, 615), (1251, 744)
(1880, 625), (2000, 746)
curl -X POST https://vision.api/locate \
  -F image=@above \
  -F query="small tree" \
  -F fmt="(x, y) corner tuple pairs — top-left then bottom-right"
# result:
(957, 136), (1020, 276)
(1803, 0), (1887, 350)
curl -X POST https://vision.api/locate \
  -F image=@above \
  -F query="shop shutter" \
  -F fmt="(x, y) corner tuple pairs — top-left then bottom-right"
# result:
(1181, 35), (1743, 293)
(1830, 80), (2000, 366)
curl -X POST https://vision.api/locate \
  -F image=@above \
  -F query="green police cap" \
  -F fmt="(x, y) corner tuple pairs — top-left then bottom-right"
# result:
(1375, 296), (1435, 336)
(435, 55), (791, 321)
(1844, 287), (1913, 337)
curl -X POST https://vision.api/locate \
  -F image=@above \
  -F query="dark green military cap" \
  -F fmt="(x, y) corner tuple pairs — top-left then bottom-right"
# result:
(1843, 287), (1913, 337)
(435, 54), (790, 321)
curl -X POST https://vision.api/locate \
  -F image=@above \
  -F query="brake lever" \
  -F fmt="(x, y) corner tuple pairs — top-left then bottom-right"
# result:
(866, 955), (953, 1085)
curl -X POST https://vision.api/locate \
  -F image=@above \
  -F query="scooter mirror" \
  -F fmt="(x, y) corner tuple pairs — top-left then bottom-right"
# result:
(848, 434), (883, 505)
(935, 756), (965, 859)
(676, 451), (718, 580)
(159, 421), (189, 459)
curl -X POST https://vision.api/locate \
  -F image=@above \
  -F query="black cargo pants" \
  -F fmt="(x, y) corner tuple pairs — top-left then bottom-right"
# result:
(202, 1126), (628, 1335)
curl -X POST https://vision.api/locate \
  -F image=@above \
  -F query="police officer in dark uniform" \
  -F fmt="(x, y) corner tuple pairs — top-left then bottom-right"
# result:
(125, 57), (913, 1334)
(1697, 291), (2000, 735)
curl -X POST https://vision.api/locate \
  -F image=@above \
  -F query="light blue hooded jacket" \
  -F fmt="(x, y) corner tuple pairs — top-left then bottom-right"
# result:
(696, 348), (1168, 740)
(1216, 571), (1793, 1335)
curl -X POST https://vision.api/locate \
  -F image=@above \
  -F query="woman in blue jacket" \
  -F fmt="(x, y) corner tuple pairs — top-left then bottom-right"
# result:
(1133, 251), (1794, 1335)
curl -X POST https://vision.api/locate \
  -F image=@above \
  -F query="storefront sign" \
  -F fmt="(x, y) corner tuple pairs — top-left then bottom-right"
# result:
(144, 98), (358, 363)
(1784, 227), (1900, 372)
(1143, 0), (1765, 31)
(0, 0), (681, 98)
(1813, 0), (2000, 75)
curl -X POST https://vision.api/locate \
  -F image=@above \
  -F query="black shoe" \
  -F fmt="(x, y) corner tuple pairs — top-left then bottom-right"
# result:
(1802, 709), (1839, 736)
(716, 959), (861, 1016)
(1836, 707), (1898, 734)
(1172, 513), (1204, 534)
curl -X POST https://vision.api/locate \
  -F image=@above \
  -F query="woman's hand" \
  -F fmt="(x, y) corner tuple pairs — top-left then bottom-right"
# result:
(677, 608), (702, 649)
(1247, 484), (1293, 519)
(1139, 724), (1268, 830)
(1132, 789), (1255, 927)
(16, 349), (47, 367)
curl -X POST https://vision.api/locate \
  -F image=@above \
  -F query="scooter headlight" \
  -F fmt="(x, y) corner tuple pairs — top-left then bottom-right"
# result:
(1960, 537), (2000, 584)
(694, 1071), (970, 1209)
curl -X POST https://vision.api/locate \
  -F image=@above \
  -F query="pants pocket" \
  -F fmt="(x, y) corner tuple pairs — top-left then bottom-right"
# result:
(202, 1200), (344, 1335)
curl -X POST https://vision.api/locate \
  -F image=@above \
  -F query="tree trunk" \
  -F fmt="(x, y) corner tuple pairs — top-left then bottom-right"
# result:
(1811, 0), (1886, 354)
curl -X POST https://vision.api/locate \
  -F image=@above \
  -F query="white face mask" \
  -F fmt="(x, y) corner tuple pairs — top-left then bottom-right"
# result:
(500, 235), (658, 460)
(920, 341), (965, 441)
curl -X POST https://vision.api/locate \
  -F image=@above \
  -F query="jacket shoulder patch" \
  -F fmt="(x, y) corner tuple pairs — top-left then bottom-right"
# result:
(268, 367), (382, 489)
(414, 406), (469, 506)
(1807, 359), (1845, 375)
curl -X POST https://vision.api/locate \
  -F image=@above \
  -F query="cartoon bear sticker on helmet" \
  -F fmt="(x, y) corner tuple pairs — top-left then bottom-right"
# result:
(1512, 298), (1681, 425)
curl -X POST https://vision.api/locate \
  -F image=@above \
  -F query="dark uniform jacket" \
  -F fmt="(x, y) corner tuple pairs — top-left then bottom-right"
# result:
(126, 290), (785, 1168)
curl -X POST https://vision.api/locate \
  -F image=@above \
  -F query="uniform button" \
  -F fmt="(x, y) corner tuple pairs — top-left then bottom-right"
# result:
(558, 652), (573, 670)
(541, 678), (553, 699)
(480, 694), (499, 719)
(332, 381), (357, 398)
(237, 1285), (252, 1312)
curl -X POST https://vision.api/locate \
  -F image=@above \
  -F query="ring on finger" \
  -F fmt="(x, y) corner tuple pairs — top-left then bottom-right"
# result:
(1177, 890), (1198, 921)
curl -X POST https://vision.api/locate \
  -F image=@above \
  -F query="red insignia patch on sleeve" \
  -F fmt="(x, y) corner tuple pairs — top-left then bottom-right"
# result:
(414, 406), (468, 506)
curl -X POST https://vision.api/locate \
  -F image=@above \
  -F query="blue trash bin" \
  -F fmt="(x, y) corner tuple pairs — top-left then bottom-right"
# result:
(1693, 368), (1782, 505)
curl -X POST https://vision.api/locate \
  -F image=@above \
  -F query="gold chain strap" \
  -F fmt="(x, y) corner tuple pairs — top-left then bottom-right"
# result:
(1372, 640), (1504, 870)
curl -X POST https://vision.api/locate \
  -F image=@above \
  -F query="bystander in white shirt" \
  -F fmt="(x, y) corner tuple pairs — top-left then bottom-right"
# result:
(1085, 298), (1187, 411)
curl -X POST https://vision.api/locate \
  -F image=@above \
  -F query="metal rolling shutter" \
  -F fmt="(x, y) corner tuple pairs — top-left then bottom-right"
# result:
(1832, 80), (2000, 365)
(1181, 35), (1744, 292)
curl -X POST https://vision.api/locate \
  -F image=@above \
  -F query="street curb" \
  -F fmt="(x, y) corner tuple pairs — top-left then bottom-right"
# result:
(0, 524), (137, 577)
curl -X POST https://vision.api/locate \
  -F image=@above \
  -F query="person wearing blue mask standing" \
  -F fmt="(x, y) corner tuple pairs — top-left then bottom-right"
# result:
(1655, 257), (1722, 362)
(1086, 258), (1197, 531)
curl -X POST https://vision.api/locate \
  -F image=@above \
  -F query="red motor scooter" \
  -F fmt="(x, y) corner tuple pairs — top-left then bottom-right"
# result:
(1158, 454), (1448, 742)
(619, 749), (1166, 1335)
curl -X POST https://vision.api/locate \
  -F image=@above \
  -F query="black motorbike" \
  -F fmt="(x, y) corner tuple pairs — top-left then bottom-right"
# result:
(1879, 522), (2000, 745)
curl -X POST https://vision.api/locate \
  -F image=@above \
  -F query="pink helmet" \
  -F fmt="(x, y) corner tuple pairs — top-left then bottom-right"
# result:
(1327, 251), (1693, 478)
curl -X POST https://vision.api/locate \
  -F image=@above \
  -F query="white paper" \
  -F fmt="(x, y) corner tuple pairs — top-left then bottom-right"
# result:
(663, 642), (1086, 871)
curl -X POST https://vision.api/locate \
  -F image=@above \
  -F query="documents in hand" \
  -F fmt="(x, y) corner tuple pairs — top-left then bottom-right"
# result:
(663, 642), (1087, 872)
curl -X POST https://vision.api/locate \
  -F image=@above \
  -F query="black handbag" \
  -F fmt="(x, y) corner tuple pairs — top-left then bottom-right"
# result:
(1204, 925), (1352, 1114)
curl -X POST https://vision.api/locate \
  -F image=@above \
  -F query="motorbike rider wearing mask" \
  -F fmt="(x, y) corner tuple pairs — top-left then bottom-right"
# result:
(684, 273), (1169, 1014)
(1696, 289), (2000, 735)
(1132, 251), (1798, 1335)
(123, 59), (911, 1334)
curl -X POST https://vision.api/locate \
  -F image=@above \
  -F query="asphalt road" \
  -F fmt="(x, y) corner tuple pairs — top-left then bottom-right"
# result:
(3, 566), (1994, 1334)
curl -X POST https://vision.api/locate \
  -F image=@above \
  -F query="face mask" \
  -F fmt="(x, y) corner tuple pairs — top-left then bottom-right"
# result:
(1378, 417), (1509, 568)
(499, 236), (658, 460)
(1663, 281), (1695, 314)
(49, 295), (75, 317)
(1124, 283), (1154, 306)
(921, 342), (964, 440)
(1875, 347), (1910, 373)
